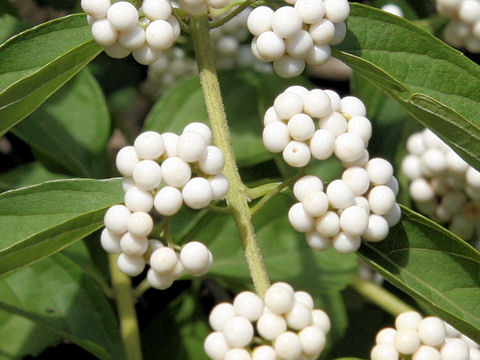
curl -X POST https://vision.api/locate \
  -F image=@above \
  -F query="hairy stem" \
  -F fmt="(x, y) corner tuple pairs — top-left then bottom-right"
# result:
(109, 254), (143, 360)
(191, 14), (270, 297)
(351, 275), (415, 317)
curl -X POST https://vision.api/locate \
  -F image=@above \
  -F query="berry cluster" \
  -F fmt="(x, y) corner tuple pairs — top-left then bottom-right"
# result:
(289, 158), (401, 254)
(81, 0), (180, 64)
(371, 311), (480, 360)
(437, 0), (480, 53)
(211, 9), (273, 73)
(147, 47), (198, 93)
(147, 240), (212, 289)
(204, 282), (330, 360)
(101, 123), (228, 279)
(263, 86), (371, 168)
(402, 129), (480, 242)
(247, 0), (349, 78)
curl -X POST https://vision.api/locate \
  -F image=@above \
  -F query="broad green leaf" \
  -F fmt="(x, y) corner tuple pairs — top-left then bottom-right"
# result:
(0, 162), (68, 191)
(144, 71), (271, 167)
(0, 253), (124, 359)
(0, 311), (59, 359)
(359, 206), (480, 342)
(0, 14), (101, 135)
(13, 69), (111, 178)
(335, 4), (480, 170)
(0, 178), (123, 276)
(201, 196), (357, 293)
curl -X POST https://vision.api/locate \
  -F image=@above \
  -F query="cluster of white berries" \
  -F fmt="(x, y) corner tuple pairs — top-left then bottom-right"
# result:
(147, 47), (197, 92)
(263, 86), (371, 168)
(247, 0), (349, 78)
(211, 9), (273, 73)
(204, 282), (330, 360)
(81, 0), (180, 64)
(437, 0), (480, 53)
(402, 129), (480, 242)
(101, 122), (228, 278)
(289, 158), (401, 254)
(371, 311), (480, 360)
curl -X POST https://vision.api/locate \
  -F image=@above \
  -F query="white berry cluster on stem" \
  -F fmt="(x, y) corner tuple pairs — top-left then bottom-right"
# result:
(81, 0), (180, 64)
(211, 8), (272, 73)
(263, 86), (371, 168)
(101, 122), (228, 283)
(402, 129), (480, 242)
(371, 311), (480, 360)
(437, 0), (480, 52)
(247, 0), (349, 78)
(289, 157), (401, 254)
(204, 282), (330, 360)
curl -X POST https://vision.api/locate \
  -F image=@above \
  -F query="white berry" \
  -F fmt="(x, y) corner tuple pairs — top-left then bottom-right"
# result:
(154, 186), (183, 216)
(222, 316), (254, 348)
(134, 131), (165, 160)
(107, 1), (139, 32)
(180, 241), (212, 275)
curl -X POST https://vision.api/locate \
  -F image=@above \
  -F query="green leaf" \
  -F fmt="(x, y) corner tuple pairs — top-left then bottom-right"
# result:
(144, 71), (271, 167)
(12, 69), (111, 178)
(0, 311), (59, 359)
(201, 195), (357, 293)
(335, 3), (480, 170)
(358, 206), (480, 343)
(0, 14), (101, 136)
(0, 253), (124, 359)
(0, 178), (123, 276)
(0, 162), (69, 191)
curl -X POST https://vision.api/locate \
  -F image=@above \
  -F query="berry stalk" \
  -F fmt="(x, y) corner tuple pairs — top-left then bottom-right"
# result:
(191, 14), (270, 297)
(352, 275), (415, 317)
(108, 254), (143, 360)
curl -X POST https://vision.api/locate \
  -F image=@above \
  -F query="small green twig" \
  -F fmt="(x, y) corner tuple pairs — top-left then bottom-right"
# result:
(133, 278), (152, 298)
(250, 170), (304, 216)
(208, 204), (232, 214)
(209, 0), (257, 28)
(246, 182), (282, 200)
(108, 254), (143, 360)
(351, 275), (415, 317)
(173, 8), (191, 34)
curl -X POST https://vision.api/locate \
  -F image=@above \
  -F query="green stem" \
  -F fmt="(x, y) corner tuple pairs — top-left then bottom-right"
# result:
(209, 0), (257, 28)
(191, 14), (270, 297)
(133, 278), (152, 298)
(249, 170), (304, 216)
(109, 254), (143, 360)
(351, 275), (415, 317)
(246, 182), (282, 200)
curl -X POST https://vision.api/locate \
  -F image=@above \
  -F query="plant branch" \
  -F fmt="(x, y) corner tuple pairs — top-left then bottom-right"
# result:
(109, 254), (143, 360)
(209, 0), (257, 28)
(249, 170), (304, 216)
(351, 275), (415, 317)
(191, 14), (270, 297)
